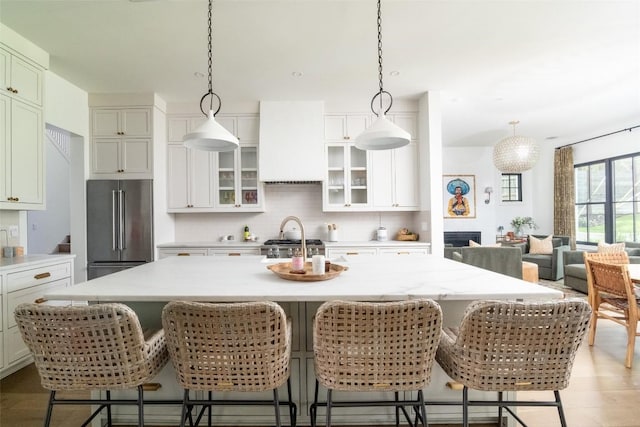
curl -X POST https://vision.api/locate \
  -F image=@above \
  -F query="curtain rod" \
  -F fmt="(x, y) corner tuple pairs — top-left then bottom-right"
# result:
(555, 124), (640, 149)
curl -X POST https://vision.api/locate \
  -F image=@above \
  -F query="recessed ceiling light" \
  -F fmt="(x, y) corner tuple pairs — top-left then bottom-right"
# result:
(389, 70), (400, 77)
(291, 71), (304, 78)
(194, 72), (205, 78)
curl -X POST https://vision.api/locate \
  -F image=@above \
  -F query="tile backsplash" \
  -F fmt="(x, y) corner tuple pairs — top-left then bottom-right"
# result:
(173, 184), (419, 243)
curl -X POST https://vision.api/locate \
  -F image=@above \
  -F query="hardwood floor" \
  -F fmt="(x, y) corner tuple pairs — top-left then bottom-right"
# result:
(1, 320), (638, 427)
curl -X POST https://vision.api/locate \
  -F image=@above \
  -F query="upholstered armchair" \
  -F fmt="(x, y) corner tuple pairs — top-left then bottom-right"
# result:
(459, 246), (524, 279)
(520, 235), (570, 280)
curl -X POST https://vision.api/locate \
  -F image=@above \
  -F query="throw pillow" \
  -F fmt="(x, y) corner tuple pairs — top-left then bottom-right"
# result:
(597, 241), (625, 253)
(469, 240), (502, 248)
(529, 235), (553, 255)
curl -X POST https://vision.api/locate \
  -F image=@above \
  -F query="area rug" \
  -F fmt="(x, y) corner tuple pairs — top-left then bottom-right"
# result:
(538, 278), (586, 299)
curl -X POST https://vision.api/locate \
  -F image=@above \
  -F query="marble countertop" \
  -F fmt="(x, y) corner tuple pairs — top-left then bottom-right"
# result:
(45, 255), (562, 303)
(157, 240), (430, 248)
(0, 254), (76, 271)
(324, 240), (430, 247)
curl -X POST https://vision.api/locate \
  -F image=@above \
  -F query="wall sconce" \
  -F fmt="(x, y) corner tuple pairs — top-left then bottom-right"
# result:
(484, 187), (493, 204)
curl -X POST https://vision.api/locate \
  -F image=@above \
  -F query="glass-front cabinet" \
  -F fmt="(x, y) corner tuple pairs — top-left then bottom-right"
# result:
(216, 145), (263, 211)
(324, 143), (370, 211)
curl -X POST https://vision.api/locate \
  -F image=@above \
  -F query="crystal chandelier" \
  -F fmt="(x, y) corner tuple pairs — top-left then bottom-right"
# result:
(492, 121), (540, 172)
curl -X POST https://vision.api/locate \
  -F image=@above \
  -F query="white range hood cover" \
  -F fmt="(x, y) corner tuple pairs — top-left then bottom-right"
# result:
(258, 101), (325, 182)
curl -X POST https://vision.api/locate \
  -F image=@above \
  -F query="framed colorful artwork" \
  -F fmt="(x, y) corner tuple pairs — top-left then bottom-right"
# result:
(443, 175), (476, 218)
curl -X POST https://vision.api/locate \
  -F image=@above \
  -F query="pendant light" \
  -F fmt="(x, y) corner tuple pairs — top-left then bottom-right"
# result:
(355, 0), (410, 151)
(183, 0), (239, 152)
(492, 121), (540, 172)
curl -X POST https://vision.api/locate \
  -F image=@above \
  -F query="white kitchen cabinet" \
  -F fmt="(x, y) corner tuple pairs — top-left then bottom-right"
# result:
(0, 47), (43, 106)
(209, 248), (261, 256)
(166, 114), (263, 212)
(216, 145), (264, 211)
(370, 141), (419, 210)
(92, 108), (152, 137)
(0, 277), (3, 371)
(90, 107), (153, 178)
(0, 93), (44, 209)
(157, 248), (209, 259)
(326, 243), (430, 258)
(326, 247), (378, 258)
(166, 144), (214, 211)
(1, 256), (74, 379)
(323, 142), (370, 211)
(324, 114), (369, 142)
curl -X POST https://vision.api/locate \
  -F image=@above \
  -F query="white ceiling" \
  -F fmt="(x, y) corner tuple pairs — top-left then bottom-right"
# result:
(1, 0), (639, 147)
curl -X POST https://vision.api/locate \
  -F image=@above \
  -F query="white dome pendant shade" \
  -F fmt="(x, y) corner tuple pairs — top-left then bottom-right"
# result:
(355, 0), (410, 151)
(492, 121), (540, 172)
(183, 0), (238, 152)
(183, 110), (239, 152)
(355, 109), (410, 150)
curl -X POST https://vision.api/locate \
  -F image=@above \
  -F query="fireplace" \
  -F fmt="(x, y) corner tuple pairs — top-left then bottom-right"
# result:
(444, 231), (481, 247)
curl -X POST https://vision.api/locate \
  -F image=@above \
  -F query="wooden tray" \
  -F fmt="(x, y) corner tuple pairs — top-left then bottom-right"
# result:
(266, 261), (348, 282)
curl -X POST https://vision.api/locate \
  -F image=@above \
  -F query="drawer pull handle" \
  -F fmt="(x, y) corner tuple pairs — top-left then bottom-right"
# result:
(34, 272), (51, 280)
(141, 383), (162, 391)
(397, 252), (410, 255)
(228, 253), (241, 256)
(177, 253), (190, 256)
(346, 252), (359, 255)
(34, 297), (48, 304)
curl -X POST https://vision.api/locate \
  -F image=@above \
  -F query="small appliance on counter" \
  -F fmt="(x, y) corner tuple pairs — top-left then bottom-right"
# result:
(376, 227), (388, 241)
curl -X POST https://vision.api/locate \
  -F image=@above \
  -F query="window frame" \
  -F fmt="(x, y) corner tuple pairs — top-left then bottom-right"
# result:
(500, 173), (522, 202)
(574, 151), (640, 245)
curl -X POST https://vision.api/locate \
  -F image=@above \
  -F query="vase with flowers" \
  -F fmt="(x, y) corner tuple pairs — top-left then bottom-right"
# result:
(510, 216), (537, 238)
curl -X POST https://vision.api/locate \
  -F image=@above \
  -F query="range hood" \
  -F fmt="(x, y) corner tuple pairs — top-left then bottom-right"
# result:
(258, 101), (325, 182)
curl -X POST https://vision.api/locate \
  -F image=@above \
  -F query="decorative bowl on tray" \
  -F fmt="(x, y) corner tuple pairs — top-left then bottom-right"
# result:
(266, 262), (348, 282)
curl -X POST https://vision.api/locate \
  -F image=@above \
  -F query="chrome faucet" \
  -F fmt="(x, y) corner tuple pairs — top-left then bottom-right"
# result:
(279, 216), (307, 260)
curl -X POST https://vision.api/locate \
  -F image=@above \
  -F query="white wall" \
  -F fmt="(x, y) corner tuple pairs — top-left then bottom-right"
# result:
(442, 146), (538, 245)
(571, 127), (639, 165)
(174, 184), (417, 243)
(27, 136), (70, 254)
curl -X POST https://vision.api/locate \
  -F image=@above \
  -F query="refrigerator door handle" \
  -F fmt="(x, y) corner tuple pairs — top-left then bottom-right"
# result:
(112, 190), (118, 251)
(118, 190), (126, 250)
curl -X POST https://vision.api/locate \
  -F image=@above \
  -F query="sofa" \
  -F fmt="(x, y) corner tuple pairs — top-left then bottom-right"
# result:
(563, 242), (640, 294)
(444, 246), (525, 280)
(519, 235), (570, 281)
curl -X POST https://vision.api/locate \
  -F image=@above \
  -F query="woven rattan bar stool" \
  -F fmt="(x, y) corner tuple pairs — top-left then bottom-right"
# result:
(436, 299), (591, 427)
(14, 303), (169, 427)
(162, 300), (296, 427)
(310, 299), (442, 427)
(584, 252), (639, 368)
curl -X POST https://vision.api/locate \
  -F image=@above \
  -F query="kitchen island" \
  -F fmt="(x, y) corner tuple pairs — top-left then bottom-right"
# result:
(45, 255), (563, 426)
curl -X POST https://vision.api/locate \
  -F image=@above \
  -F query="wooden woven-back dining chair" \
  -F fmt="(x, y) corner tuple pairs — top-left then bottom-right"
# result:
(584, 253), (639, 368)
(311, 299), (442, 427)
(436, 299), (591, 427)
(583, 251), (629, 306)
(14, 303), (168, 427)
(162, 300), (296, 427)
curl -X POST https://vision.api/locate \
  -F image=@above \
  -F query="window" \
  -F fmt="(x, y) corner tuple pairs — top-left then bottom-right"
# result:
(500, 173), (522, 202)
(575, 152), (640, 244)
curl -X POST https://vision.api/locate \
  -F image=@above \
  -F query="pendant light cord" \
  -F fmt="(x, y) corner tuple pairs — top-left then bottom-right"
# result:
(377, 0), (384, 107)
(207, 0), (213, 102)
(199, 0), (222, 117)
(370, 0), (393, 116)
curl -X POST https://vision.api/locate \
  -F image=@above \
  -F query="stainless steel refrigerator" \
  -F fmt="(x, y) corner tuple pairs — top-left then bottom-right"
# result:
(87, 179), (154, 280)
